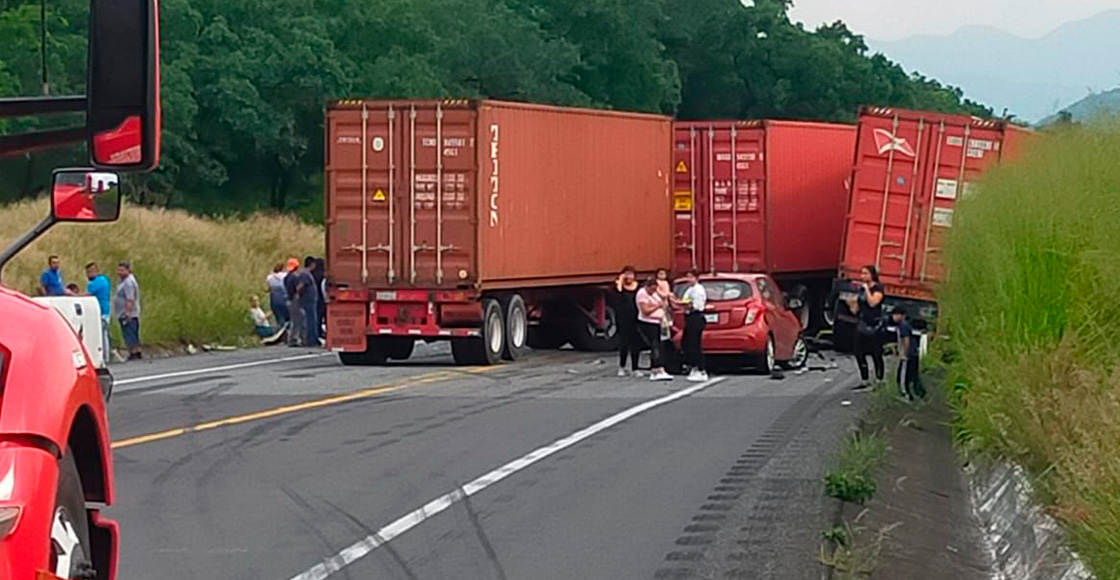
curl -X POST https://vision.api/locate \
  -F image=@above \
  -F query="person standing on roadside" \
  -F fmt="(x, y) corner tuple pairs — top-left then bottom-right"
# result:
(637, 277), (673, 382)
(614, 266), (642, 377)
(39, 255), (65, 296)
(85, 262), (112, 359)
(266, 263), (290, 328)
(892, 307), (926, 401)
(847, 265), (885, 389)
(284, 258), (304, 347)
(681, 270), (710, 382)
(114, 260), (142, 360)
(313, 257), (327, 339)
(300, 257), (321, 348)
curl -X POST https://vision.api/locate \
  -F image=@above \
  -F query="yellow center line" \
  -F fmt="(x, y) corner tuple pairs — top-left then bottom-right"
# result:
(112, 365), (503, 450)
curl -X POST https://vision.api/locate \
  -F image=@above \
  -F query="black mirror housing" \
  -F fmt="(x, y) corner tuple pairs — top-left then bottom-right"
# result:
(87, 0), (160, 171)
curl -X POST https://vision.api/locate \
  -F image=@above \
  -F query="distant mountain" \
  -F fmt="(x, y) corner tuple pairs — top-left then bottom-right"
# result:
(868, 10), (1120, 122)
(1038, 88), (1120, 126)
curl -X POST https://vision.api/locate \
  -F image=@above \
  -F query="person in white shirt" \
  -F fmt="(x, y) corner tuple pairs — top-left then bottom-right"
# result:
(249, 295), (285, 344)
(681, 270), (710, 382)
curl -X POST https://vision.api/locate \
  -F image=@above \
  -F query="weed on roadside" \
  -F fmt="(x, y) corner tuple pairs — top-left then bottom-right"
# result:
(824, 431), (887, 504)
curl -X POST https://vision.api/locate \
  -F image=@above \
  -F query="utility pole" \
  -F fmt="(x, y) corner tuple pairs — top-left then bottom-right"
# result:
(40, 0), (49, 95)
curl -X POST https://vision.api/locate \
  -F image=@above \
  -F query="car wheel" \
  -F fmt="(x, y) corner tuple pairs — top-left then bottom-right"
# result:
(51, 450), (93, 579)
(781, 337), (809, 370)
(756, 335), (776, 375)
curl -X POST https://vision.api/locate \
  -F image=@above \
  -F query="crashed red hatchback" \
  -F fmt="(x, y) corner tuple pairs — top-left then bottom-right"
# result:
(673, 273), (808, 374)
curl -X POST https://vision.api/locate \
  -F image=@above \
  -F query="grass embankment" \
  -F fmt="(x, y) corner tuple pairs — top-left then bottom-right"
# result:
(940, 123), (1120, 576)
(0, 199), (323, 348)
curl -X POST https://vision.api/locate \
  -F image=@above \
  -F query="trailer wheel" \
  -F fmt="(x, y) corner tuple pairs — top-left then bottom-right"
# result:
(501, 295), (529, 361)
(50, 449), (93, 579)
(338, 339), (388, 366)
(570, 303), (619, 353)
(383, 338), (415, 361)
(451, 299), (504, 365)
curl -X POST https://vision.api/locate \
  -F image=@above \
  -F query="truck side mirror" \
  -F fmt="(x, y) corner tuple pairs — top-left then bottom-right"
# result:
(87, 0), (160, 171)
(52, 169), (122, 223)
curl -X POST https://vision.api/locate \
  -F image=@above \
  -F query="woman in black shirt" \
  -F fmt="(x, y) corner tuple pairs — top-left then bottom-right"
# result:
(847, 265), (886, 389)
(614, 266), (642, 376)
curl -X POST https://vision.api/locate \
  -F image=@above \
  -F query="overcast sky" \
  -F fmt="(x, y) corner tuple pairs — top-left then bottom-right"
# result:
(786, 0), (1120, 40)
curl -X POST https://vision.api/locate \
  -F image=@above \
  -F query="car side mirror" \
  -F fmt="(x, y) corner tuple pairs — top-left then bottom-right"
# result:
(87, 0), (160, 171)
(51, 169), (122, 223)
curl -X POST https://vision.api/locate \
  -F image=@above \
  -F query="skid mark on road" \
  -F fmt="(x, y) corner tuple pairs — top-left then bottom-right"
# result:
(285, 377), (727, 580)
(112, 367), (498, 449)
(115, 352), (336, 387)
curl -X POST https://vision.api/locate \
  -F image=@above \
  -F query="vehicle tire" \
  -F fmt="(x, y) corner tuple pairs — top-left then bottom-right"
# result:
(822, 291), (839, 328)
(755, 335), (776, 375)
(780, 337), (809, 370)
(338, 339), (388, 366)
(451, 299), (504, 365)
(527, 325), (568, 350)
(383, 338), (415, 361)
(500, 295), (529, 361)
(788, 284), (811, 331)
(51, 449), (92, 579)
(569, 303), (620, 353)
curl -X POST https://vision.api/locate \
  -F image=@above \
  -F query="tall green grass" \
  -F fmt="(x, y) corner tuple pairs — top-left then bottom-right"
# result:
(0, 199), (323, 347)
(940, 122), (1120, 576)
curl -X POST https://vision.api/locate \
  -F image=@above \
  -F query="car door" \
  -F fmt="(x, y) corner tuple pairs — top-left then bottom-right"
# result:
(755, 277), (798, 359)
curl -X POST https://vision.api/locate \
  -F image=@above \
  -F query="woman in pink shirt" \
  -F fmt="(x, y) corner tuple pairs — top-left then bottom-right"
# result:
(636, 277), (673, 381)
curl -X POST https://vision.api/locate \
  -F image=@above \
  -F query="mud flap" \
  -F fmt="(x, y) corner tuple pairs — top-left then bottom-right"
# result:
(326, 302), (368, 352)
(88, 510), (119, 580)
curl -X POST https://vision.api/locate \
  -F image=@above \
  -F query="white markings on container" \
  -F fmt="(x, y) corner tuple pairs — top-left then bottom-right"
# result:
(932, 207), (955, 228)
(285, 377), (726, 580)
(489, 124), (500, 228)
(935, 178), (959, 200)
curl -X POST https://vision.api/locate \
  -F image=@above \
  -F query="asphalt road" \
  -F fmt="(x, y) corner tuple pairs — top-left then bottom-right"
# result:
(105, 343), (863, 580)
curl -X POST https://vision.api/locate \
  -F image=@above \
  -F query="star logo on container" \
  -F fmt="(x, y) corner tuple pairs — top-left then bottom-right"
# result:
(872, 128), (916, 157)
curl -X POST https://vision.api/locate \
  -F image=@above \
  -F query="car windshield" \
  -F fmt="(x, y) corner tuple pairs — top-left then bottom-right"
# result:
(674, 280), (753, 302)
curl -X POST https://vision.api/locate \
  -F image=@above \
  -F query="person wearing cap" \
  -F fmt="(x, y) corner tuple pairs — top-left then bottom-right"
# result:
(283, 258), (305, 347)
(114, 260), (142, 360)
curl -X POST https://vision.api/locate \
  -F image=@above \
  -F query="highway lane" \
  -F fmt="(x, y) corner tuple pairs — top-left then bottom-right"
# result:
(105, 345), (862, 579)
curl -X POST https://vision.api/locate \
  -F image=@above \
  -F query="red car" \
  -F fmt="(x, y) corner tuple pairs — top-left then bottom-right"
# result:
(0, 287), (118, 580)
(673, 274), (809, 373)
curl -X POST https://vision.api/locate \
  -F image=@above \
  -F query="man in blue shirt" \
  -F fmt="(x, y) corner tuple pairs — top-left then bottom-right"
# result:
(893, 308), (925, 401)
(38, 255), (65, 296)
(85, 262), (112, 359)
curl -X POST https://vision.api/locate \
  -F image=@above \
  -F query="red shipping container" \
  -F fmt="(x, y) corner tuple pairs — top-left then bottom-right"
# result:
(838, 106), (1033, 307)
(673, 120), (857, 329)
(325, 99), (673, 364)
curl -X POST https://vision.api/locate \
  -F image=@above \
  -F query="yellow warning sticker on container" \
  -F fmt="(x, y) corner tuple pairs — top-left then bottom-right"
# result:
(674, 196), (693, 211)
(676, 160), (689, 173)
(372, 188), (386, 202)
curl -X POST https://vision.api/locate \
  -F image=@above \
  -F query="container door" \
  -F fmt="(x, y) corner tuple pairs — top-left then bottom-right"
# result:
(326, 104), (397, 287)
(843, 114), (929, 285)
(910, 122), (1006, 285)
(673, 125), (701, 273)
(398, 104), (478, 288)
(726, 127), (766, 273)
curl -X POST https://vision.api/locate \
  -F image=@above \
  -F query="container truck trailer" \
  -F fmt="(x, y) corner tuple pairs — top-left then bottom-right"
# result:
(672, 120), (857, 334)
(324, 99), (673, 365)
(832, 106), (1033, 338)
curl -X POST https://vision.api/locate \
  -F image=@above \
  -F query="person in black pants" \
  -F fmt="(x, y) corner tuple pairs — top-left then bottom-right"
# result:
(892, 308), (926, 400)
(847, 265), (886, 389)
(680, 269), (709, 382)
(614, 266), (642, 377)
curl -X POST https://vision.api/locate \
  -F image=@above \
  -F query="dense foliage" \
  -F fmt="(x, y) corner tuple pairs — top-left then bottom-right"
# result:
(0, 0), (990, 216)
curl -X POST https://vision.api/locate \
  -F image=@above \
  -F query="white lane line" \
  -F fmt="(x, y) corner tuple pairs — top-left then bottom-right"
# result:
(286, 376), (727, 580)
(115, 352), (335, 387)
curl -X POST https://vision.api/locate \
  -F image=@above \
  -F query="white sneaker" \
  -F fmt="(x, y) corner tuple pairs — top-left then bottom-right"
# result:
(632, 370), (645, 378)
(688, 370), (709, 383)
(650, 371), (673, 382)
(617, 368), (629, 377)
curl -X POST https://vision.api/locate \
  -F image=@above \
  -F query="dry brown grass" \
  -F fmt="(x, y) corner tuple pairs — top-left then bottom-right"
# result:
(0, 198), (323, 346)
